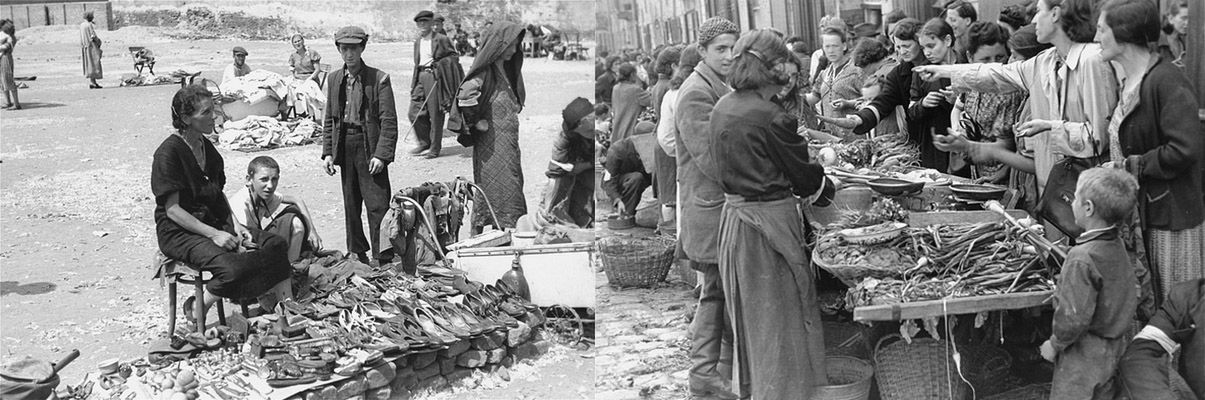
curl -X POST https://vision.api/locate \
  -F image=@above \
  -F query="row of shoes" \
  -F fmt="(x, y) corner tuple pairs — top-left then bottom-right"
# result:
(277, 257), (544, 357)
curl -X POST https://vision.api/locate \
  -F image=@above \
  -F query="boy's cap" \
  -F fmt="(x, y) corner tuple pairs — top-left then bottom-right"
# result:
(434, 14), (446, 23)
(232, 46), (248, 55)
(335, 26), (368, 44)
(414, 10), (434, 22)
(562, 97), (593, 125)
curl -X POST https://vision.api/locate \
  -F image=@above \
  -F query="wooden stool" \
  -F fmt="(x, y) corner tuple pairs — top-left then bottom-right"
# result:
(153, 252), (247, 336)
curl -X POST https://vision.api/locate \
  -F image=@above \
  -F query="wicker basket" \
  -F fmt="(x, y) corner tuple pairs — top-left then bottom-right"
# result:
(824, 321), (871, 360)
(814, 356), (875, 400)
(874, 335), (969, 400)
(812, 244), (906, 287)
(962, 344), (1014, 397)
(597, 236), (676, 288)
(981, 383), (1049, 400)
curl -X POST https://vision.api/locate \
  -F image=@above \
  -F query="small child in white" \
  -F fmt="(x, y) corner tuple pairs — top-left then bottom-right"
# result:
(229, 156), (322, 262)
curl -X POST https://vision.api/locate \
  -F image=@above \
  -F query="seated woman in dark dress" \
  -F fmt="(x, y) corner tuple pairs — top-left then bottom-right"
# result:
(152, 84), (293, 317)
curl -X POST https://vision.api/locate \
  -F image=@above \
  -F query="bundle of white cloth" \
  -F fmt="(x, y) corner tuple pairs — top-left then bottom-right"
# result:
(219, 70), (288, 104)
(218, 117), (319, 150)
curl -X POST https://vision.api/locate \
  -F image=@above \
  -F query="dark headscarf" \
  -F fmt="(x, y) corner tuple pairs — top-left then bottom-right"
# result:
(464, 21), (527, 108)
(1008, 24), (1051, 60)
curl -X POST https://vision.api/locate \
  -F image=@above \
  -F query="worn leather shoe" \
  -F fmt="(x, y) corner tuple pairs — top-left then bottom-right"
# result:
(689, 376), (738, 400)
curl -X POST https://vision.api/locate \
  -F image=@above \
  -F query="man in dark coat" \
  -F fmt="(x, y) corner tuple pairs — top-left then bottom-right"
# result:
(320, 26), (398, 267)
(408, 11), (464, 159)
(675, 16), (740, 400)
(1117, 279), (1205, 400)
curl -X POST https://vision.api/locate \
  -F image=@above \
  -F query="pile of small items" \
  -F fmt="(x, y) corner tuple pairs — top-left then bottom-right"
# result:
(837, 221), (1057, 308)
(84, 254), (542, 399)
(812, 201), (1058, 308)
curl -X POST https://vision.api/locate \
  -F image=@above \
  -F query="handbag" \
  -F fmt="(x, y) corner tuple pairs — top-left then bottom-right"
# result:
(1036, 155), (1100, 238)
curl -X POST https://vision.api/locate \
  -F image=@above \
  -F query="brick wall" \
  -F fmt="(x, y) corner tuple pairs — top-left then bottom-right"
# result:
(0, 1), (113, 31)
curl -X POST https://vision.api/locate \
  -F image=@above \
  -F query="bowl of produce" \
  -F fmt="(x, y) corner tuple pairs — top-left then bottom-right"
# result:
(838, 221), (908, 245)
(950, 184), (1007, 201)
(867, 178), (924, 196)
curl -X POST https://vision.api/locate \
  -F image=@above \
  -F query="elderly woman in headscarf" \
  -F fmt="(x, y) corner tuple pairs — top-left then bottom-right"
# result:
(457, 21), (528, 233)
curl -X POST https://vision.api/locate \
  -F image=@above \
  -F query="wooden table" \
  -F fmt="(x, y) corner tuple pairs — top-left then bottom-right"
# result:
(853, 290), (1053, 322)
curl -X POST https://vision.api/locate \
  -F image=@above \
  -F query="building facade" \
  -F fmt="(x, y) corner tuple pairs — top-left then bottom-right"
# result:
(597, 0), (1031, 53)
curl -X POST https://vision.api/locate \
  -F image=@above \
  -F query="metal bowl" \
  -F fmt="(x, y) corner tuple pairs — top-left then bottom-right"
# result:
(950, 184), (1008, 201)
(867, 178), (924, 196)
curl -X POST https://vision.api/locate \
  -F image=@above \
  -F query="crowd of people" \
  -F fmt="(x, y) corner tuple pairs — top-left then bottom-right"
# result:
(596, 0), (1201, 398)
(146, 8), (598, 353)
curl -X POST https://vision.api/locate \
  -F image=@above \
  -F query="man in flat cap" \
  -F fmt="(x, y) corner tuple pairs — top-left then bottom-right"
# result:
(675, 16), (739, 400)
(222, 46), (252, 85)
(408, 10), (463, 159)
(320, 26), (398, 267)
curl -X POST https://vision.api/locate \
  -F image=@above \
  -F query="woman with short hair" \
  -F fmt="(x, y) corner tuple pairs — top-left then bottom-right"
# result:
(806, 26), (863, 138)
(712, 29), (836, 400)
(1097, 0), (1204, 304)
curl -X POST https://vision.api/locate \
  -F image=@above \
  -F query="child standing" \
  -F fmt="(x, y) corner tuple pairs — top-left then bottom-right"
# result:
(229, 156), (322, 262)
(1040, 167), (1140, 399)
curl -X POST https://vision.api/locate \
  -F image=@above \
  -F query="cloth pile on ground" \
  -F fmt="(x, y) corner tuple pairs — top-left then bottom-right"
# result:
(219, 70), (288, 104)
(118, 74), (179, 87)
(217, 117), (319, 151)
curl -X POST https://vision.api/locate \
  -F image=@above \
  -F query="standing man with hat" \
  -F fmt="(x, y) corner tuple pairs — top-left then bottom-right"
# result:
(320, 26), (398, 267)
(408, 10), (463, 159)
(222, 46), (252, 85)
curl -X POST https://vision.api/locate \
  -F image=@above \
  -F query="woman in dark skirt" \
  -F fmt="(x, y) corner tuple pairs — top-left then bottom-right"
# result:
(712, 29), (837, 399)
(152, 84), (292, 316)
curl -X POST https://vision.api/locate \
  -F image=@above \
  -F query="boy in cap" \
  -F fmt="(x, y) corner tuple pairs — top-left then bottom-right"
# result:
(320, 26), (398, 267)
(538, 97), (596, 228)
(408, 10), (463, 159)
(677, 16), (740, 399)
(222, 46), (252, 85)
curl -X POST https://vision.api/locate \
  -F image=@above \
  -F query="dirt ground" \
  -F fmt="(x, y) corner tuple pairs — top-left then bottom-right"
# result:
(0, 32), (594, 398)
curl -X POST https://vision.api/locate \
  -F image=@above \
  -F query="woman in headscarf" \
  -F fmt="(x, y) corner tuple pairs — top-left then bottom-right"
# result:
(457, 21), (528, 233)
(609, 63), (651, 143)
(80, 11), (103, 89)
(713, 29), (836, 399)
(0, 19), (19, 110)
